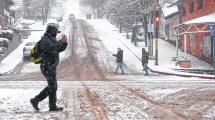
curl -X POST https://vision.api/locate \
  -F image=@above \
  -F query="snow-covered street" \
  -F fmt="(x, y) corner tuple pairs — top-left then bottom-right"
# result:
(1, 78), (215, 120)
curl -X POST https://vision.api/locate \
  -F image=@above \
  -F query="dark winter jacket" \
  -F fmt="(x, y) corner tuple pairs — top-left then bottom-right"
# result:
(40, 25), (67, 67)
(113, 50), (123, 63)
(142, 50), (149, 65)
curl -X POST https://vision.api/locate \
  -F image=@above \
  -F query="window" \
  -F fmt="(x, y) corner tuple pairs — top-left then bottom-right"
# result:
(182, 6), (187, 16)
(198, 0), (203, 9)
(189, 1), (194, 13)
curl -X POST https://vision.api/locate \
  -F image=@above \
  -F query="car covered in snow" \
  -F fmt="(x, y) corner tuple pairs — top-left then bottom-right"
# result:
(51, 14), (63, 22)
(0, 47), (3, 54)
(0, 38), (9, 49)
(23, 41), (37, 59)
(69, 14), (75, 20)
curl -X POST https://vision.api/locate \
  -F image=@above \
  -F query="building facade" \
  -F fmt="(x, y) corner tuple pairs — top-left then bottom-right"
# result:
(181, 0), (215, 64)
(160, 1), (180, 45)
(11, 0), (24, 27)
(0, 0), (4, 30)
(0, 0), (14, 29)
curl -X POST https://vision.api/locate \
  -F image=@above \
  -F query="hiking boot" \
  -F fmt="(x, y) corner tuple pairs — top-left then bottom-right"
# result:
(30, 98), (40, 111)
(144, 73), (149, 76)
(49, 106), (63, 111)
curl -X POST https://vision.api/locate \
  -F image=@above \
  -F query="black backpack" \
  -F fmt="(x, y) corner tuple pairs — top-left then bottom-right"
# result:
(30, 40), (44, 64)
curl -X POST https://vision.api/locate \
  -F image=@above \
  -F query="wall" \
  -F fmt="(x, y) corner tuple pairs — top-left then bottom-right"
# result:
(181, 0), (215, 64)
(182, 0), (215, 22)
(165, 14), (180, 42)
(0, 0), (5, 28)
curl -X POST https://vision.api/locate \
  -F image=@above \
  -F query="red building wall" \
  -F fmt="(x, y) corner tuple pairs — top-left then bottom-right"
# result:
(181, 0), (215, 64)
(182, 0), (215, 22)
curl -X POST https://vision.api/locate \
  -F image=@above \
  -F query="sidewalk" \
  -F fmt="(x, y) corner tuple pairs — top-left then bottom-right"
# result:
(147, 39), (215, 79)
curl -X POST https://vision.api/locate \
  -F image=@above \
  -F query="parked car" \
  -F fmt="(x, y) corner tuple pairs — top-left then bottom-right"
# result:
(0, 38), (9, 49)
(23, 41), (37, 59)
(69, 14), (75, 20)
(86, 14), (92, 19)
(0, 47), (4, 54)
(51, 14), (63, 22)
(0, 30), (13, 40)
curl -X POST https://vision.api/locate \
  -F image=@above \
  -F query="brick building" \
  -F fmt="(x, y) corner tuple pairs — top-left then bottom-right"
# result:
(179, 0), (215, 64)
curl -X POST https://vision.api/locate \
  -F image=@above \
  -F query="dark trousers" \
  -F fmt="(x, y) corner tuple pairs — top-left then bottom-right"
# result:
(36, 62), (58, 109)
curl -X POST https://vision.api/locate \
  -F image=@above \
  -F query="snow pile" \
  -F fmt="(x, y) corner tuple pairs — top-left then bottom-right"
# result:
(20, 19), (35, 25)
(162, 3), (179, 18)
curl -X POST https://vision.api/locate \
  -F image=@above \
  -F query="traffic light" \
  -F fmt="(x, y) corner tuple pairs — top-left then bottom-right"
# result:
(155, 17), (160, 23)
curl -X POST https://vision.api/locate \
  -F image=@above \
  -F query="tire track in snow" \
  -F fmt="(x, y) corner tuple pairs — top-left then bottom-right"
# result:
(111, 81), (192, 120)
(81, 82), (108, 120)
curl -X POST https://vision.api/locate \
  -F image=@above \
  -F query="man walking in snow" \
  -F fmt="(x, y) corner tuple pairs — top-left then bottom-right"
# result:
(30, 25), (67, 111)
(142, 48), (149, 75)
(113, 47), (125, 74)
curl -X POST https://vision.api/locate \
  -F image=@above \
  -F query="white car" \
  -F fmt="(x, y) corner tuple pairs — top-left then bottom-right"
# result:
(23, 42), (37, 59)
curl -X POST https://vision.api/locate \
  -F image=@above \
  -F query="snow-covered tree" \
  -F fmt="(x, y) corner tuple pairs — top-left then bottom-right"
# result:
(25, 0), (56, 22)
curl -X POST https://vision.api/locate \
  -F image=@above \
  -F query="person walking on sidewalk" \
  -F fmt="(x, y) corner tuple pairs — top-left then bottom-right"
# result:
(113, 47), (125, 74)
(30, 25), (68, 112)
(142, 48), (149, 75)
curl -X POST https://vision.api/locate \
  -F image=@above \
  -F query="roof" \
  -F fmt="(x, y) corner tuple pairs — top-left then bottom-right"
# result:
(4, 0), (14, 5)
(184, 12), (215, 25)
(174, 12), (215, 28)
(10, 5), (22, 10)
(12, 0), (23, 6)
(173, 13), (215, 35)
(162, 3), (179, 18)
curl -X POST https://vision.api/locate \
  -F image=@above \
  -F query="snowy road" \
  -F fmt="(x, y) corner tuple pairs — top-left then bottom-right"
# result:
(0, 79), (215, 120)
(0, 19), (215, 120)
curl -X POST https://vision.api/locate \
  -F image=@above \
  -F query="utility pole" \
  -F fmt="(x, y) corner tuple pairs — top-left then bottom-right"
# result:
(154, 0), (159, 66)
(213, 33), (215, 75)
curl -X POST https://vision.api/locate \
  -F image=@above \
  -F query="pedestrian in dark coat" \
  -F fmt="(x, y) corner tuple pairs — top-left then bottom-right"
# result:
(30, 25), (67, 111)
(113, 47), (125, 74)
(142, 48), (149, 75)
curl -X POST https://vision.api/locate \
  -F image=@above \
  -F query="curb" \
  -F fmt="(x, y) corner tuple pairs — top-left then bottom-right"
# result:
(0, 59), (23, 76)
(149, 68), (215, 80)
